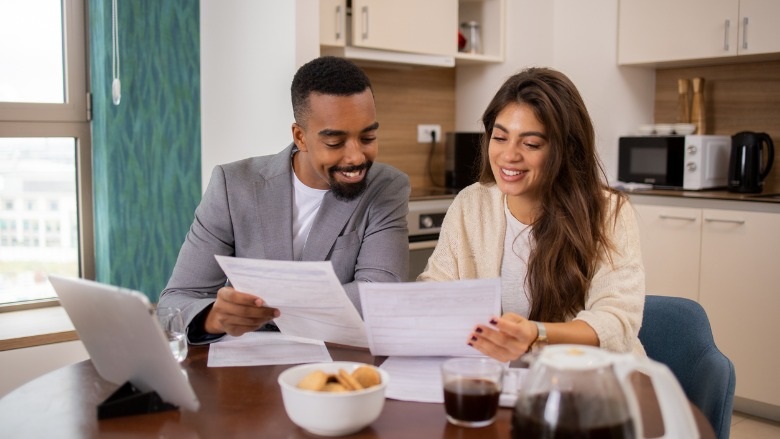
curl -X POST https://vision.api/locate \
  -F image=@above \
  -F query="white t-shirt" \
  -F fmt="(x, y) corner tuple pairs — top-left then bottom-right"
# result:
(291, 169), (327, 261)
(501, 199), (533, 317)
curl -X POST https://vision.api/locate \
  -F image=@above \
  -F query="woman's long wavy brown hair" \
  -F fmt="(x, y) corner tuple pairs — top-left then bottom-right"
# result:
(478, 67), (625, 322)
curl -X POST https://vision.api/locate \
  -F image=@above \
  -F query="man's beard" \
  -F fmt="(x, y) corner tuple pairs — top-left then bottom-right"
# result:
(328, 161), (373, 201)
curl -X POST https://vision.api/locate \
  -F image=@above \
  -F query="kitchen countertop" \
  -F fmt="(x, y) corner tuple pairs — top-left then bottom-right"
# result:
(624, 188), (780, 213)
(624, 188), (780, 203)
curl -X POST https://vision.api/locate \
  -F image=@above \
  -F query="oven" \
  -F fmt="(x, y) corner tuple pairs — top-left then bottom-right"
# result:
(406, 188), (456, 281)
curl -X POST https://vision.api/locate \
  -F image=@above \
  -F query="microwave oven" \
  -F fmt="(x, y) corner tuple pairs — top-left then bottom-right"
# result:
(617, 135), (731, 190)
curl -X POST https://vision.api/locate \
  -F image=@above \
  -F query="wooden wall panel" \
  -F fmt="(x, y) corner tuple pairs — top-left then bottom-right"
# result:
(655, 61), (780, 193)
(364, 67), (456, 189)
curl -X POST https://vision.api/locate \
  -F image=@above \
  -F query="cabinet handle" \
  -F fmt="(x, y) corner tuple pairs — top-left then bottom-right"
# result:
(742, 17), (749, 50)
(335, 5), (342, 40)
(723, 19), (730, 51)
(659, 214), (697, 221)
(704, 217), (745, 225)
(361, 6), (368, 40)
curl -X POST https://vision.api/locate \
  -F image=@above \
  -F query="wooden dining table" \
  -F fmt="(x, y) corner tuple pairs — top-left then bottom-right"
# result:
(1, 344), (715, 438)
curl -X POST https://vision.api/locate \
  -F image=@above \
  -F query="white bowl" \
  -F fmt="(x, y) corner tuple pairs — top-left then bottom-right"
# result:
(637, 124), (655, 135)
(673, 123), (696, 135)
(654, 124), (673, 135)
(278, 361), (389, 436)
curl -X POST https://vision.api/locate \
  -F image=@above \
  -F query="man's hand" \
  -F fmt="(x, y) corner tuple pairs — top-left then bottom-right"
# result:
(204, 286), (280, 337)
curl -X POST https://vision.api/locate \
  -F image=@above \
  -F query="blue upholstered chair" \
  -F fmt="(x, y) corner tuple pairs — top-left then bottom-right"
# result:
(638, 295), (736, 439)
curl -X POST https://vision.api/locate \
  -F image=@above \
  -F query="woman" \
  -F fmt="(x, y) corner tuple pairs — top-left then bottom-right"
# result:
(418, 67), (645, 361)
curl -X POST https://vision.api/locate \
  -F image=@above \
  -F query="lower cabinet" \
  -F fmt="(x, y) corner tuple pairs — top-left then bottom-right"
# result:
(633, 204), (701, 301)
(631, 198), (780, 412)
(699, 208), (780, 409)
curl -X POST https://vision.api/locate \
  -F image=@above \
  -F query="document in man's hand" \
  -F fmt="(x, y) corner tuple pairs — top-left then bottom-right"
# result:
(214, 255), (368, 348)
(358, 278), (501, 357)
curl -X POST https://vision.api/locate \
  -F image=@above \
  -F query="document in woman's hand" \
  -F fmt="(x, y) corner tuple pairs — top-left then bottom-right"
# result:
(358, 279), (501, 357)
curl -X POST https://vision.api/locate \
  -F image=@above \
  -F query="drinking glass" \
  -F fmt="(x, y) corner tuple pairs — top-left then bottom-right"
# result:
(441, 357), (504, 427)
(155, 307), (187, 362)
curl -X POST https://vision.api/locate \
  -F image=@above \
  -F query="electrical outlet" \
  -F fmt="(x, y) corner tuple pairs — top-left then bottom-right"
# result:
(417, 124), (442, 143)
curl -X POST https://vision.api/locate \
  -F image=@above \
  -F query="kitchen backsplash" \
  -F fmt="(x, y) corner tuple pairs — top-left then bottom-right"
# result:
(363, 66), (456, 189)
(365, 60), (780, 194)
(655, 60), (780, 193)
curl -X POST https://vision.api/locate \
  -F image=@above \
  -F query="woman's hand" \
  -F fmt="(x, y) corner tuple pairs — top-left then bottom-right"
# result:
(467, 312), (539, 362)
(468, 315), (601, 362)
(204, 286), (280, 336)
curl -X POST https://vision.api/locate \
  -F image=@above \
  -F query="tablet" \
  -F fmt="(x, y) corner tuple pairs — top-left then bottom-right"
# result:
(48, 275), (200, 412)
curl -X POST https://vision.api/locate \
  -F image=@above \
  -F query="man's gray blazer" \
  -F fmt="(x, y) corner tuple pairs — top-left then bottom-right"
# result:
(160, 144), (410, 330)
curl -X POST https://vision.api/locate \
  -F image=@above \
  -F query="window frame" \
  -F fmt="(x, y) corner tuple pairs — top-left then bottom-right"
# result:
(0, 0), (93, 312)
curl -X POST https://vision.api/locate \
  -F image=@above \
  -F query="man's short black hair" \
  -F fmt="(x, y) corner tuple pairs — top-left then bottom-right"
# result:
(291, 56), (373, 126)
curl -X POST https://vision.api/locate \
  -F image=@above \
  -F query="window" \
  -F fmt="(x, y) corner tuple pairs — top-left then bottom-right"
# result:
(0, 0), (93, 309)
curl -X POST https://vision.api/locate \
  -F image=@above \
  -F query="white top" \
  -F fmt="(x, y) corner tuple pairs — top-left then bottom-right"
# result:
(501, 199), (532, 317)
(291, 169), (327, 260)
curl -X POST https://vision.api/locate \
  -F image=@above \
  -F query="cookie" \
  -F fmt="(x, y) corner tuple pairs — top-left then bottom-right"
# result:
(322, 382), (349, 393)
(351, 365), (381, 388)
(297, 370), (328, 391)
(335, 368), (364, 391)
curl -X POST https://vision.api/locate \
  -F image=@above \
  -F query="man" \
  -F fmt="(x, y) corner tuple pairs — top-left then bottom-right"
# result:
(159, 56), (410, 344)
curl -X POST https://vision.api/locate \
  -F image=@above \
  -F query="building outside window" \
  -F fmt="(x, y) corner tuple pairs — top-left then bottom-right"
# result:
(0, 0), (93, 308)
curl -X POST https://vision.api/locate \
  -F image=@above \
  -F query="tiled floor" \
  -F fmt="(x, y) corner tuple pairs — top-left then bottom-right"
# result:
(730, 411), (780, 439)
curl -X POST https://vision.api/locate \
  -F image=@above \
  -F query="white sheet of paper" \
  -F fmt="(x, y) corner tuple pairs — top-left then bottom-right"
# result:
(380, 356), (449, 403)
(358, 278), (501, 356)
(380, 356), (528, 407)
(215, 255), (368, 348)
(207, 332), (332, 367)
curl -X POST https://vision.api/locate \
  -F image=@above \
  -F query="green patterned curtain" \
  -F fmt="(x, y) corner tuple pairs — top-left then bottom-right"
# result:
(89, 0), (201, 301)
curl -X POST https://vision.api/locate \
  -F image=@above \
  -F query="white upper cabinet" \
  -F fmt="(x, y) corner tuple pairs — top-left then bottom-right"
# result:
(618, 0), (780, 65)
(320, 0), (455, 55)
(320, 0), (504, 67)
(320, 0), (347, 47)
(737, 0), (780, 56)
(351, 0), (455, 55)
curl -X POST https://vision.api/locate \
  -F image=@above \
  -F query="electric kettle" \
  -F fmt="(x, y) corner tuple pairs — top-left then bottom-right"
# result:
(728, 131), (775, 193)
(512, 345), (698, 439)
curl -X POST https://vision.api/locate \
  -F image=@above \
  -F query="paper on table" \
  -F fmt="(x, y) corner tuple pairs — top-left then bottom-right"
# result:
(358, 278), (501, 356)
(379, 356), (527, 406)
(207, 332), (332, 367)
(380, 356), (449, 403)
(215, 255), (368, 348)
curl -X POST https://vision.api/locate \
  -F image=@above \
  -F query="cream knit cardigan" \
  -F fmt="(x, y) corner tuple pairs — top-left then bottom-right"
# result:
(418, 183), (646, 355)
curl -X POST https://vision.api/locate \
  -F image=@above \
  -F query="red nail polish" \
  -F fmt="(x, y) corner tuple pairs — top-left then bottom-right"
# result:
(471, 335), (477, 342)
(468, 342), (473, 347)
(475, 327), (483, 333)
(489, 318), (498, 325)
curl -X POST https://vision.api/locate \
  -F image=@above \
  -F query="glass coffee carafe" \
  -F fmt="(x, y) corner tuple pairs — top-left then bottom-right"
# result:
(512, 345), (697, 439)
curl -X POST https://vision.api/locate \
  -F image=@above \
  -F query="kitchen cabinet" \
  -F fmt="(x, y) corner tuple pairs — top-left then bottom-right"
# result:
(320, 0), (455, 56)
(456, 0), (505, 64)
(632, 204), (701, 301)
(319, 0), (347, 47)
(699, 208), (780, 409)
(618, 0), (780, 65)
(319, 0), (504, 66)
(630, 194), (780, 411)
(351, 0), (455, 56)
(737, 0), (780, 56)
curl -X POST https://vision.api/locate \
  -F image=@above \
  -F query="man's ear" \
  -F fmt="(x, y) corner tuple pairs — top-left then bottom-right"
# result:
(292, 123), (308, 152)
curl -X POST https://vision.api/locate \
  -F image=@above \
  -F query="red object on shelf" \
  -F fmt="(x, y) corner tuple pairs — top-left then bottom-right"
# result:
(457, 31), (467, 51)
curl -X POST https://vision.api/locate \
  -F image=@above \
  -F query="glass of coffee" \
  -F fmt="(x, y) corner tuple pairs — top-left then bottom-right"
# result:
(441, 357), (504, 428)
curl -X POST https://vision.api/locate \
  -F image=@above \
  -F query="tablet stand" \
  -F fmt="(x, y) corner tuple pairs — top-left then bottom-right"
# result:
(97, 381), (178, 419)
